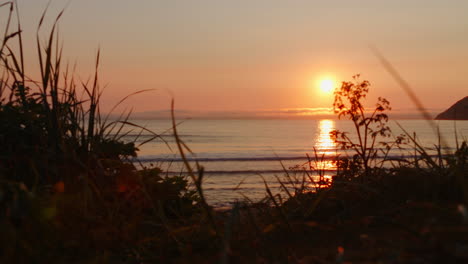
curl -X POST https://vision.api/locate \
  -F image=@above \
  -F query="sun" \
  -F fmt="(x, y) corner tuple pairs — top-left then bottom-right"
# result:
(319, 79), (335, 94)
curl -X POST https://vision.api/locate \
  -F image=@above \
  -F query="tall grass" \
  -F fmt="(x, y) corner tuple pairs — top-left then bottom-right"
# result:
(0, 3), (204, 262)
(374, 48), (468, 203)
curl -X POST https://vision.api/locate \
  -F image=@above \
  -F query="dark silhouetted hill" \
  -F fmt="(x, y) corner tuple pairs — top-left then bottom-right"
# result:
(435, 96), (468, 120)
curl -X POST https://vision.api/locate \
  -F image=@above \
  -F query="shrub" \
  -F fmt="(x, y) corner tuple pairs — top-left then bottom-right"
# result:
(0, 3), (200, 262)
(331, 74), (393, 181)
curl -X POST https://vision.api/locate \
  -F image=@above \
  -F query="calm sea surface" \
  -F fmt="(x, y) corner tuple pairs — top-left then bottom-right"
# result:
(122, 119), (468, 207)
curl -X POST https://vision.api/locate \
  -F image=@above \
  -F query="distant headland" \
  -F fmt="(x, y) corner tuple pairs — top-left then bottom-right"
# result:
(435, 96), (468, 120)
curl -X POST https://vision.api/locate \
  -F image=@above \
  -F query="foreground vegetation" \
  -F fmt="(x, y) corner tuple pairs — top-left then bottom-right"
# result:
(1, 3), (468, 263)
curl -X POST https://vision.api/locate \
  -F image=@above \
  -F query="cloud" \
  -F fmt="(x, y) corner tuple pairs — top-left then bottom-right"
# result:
(128, 107), (335, 120)
(122, 107), (443, 120)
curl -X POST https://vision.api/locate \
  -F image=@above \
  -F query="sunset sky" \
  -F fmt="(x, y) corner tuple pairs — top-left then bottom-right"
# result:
(10, 0), (468, 118)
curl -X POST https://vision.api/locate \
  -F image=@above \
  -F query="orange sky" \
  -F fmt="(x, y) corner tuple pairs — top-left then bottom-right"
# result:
(8, 0), (468, 118)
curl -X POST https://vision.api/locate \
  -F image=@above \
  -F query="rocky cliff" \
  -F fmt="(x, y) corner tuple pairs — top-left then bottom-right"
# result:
(435, 96), (468, 120)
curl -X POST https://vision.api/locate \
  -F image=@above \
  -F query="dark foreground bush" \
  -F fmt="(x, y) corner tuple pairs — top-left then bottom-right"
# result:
(0, 3), (202, 262)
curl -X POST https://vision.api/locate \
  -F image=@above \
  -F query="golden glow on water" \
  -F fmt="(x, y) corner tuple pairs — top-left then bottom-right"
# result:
(316, 120), (335, 155)
(313, 119), (337, 172)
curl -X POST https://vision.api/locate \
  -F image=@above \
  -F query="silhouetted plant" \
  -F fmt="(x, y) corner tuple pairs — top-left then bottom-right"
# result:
(331, 75), (392, 181)
(0, 3), (201, 262)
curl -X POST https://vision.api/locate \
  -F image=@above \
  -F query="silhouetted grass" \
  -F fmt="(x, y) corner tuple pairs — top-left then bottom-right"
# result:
(0, 3), (204, 263)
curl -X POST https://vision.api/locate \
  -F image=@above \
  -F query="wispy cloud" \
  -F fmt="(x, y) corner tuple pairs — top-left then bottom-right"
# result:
(129, 107), (335, 120)
(274, 108), (334, 115)
(125, 106), (443, 120)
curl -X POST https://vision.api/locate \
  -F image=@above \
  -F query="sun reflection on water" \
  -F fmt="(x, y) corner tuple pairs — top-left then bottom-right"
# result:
(313, 119), (337, 173)
(316, 120), (335, 155)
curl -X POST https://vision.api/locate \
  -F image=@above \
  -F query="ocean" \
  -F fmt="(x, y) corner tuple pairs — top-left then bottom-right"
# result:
(122, 119), (468, 207)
